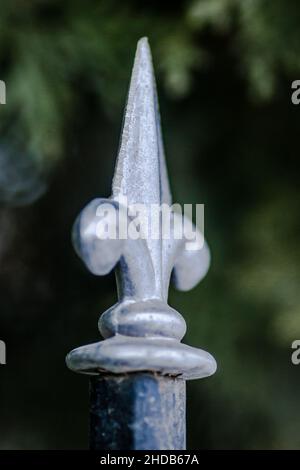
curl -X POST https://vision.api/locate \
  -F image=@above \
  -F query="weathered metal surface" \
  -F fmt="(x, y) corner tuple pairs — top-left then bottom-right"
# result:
(66, 37), (216, 380)
(90, 373), (186, 450)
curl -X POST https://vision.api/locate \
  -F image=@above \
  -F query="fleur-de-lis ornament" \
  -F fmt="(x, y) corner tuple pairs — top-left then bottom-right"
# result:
(66, 38), (216, 380)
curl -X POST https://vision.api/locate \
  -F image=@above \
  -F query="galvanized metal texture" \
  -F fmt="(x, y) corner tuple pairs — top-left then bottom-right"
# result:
(66, 37), (216, 380)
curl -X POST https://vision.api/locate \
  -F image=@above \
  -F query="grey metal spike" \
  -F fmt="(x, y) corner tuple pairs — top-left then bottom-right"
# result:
(113, 38), (171, 299)
(66, 37), (216, 381)
(113, 37), (171, 206)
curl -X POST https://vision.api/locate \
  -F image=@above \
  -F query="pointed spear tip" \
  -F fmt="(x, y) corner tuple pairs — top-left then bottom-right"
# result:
(134, 36), (153, 72)
(113, 35), (172, 205)
(137, 36), (150, 49)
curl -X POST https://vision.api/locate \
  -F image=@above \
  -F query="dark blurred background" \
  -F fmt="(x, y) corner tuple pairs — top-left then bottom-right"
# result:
(0, 0), (300, 449)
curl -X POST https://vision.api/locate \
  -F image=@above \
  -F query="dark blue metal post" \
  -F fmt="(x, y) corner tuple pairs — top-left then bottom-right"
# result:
(90, 374), (185, 450)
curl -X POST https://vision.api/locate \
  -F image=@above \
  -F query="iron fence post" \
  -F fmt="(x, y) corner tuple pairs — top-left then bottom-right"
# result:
(66, 37), (216, 450)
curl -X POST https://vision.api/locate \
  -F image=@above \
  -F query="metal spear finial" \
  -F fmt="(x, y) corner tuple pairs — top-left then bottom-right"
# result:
(66, 37), (216, 380)
(66, 38), (216, 450)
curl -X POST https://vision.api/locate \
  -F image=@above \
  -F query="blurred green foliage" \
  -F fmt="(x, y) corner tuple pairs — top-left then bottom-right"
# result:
(1, 0), (300, 166)
(0, 0), (300, 450)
